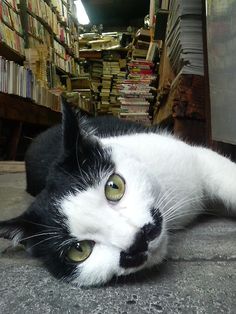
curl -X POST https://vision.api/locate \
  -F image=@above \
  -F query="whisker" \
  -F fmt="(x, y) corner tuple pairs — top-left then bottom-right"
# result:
(155, 188), (178, 212)
(154, 188), (176, 213)
(165, 211), (197, 223)
(27, 235), (62, 251)
(163, 194), (206, 220)
(20, 232), (59, 242)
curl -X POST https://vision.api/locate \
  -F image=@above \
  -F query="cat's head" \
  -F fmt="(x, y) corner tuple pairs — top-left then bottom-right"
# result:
(0, 97), (168, 286)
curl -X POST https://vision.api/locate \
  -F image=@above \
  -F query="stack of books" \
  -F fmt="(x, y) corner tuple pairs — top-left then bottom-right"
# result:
(166, 0), (204, 76)
(100, 71), (112, 111)
(132, 28), (151, 60)
(118, 60), (157, 125)
(88, 57), (127, 114)
(70, 78), (94, 114)
(90, 60), (103, 92)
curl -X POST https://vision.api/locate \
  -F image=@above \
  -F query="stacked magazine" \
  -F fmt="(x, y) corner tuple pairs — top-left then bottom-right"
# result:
(166, 0), (204, 76)
(117, 60), (157, 125)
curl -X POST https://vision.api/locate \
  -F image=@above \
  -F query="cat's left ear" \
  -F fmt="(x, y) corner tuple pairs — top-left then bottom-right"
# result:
(61, 92), (81, 153)
(60, 92), (100, 164)
(0, 216), (26, 245)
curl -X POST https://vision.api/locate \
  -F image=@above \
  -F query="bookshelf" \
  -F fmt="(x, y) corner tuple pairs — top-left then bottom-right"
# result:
(153, 0), (207, 144)
(0, 0), (25, 60)
(0, 0), (81, 111)
(0, 0), (82, 160)
(19, 0), (80, 77)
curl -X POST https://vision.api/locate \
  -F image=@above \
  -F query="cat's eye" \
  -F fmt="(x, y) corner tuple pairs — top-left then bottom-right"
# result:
(105, 174), (125, 202)
(66, 241), (94, 263)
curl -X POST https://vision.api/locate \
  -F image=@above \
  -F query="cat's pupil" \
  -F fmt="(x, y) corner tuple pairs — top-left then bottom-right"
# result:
(108, 181), (119, 189)
(75, 243), (83, 252)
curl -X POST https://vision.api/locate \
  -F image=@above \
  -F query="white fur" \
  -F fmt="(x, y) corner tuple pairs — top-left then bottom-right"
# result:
(60, 132), (236, 286)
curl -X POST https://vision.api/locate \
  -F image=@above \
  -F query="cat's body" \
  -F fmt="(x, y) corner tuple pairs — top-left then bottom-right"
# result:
(0, 96), (235, 286)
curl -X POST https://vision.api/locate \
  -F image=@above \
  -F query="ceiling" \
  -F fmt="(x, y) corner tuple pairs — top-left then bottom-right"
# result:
(82, 0), (150, 29)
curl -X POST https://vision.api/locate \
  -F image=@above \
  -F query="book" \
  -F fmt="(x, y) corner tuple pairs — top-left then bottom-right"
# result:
(9, 8), (23, 35)
(1, 1), (12, 27)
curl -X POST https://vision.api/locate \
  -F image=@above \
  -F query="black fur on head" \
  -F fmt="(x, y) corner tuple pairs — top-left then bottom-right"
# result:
(0, 96), (114, 281)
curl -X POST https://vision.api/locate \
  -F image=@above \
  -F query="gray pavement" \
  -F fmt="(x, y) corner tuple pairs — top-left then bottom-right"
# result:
(0, 173), (235, 314)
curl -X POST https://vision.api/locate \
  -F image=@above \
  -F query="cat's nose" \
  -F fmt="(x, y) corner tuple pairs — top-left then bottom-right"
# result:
(127, 209), (163, 255)
(119, 209), (163, 269)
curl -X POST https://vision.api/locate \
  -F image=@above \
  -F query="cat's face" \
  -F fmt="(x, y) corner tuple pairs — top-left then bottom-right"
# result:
(0, 102), (168, 286)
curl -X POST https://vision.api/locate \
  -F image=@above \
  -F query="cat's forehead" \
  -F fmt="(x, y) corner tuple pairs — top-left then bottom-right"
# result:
(47, 141), (115, 196)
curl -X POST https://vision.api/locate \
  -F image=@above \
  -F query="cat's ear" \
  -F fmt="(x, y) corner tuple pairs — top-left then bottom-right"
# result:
(60, 92), (100, 164)
(61, 92), (81, 152)
(0, 216), (26, 245)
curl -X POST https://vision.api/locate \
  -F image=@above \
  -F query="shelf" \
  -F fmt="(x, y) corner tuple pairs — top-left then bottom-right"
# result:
(0, 92), (61, 126)
(0, 42), (25, 64)
(26, 8), (77, 59)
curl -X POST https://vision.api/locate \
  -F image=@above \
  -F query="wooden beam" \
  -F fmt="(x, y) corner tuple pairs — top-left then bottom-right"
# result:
(0, 161), (25, 173)
(0, 93), (61, 126)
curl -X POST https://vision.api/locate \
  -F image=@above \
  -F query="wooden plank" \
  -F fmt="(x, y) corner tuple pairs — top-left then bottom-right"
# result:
(0, 161), (25, 173)
(0, 93), (61, 126)
(0, 43), (25, 65)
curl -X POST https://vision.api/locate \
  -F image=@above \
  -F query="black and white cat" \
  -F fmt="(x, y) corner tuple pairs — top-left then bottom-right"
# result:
(0, 95), (235, 286)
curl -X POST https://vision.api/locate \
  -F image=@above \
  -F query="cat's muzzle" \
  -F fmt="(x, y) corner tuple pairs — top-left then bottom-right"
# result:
(120, 208), (163, 268)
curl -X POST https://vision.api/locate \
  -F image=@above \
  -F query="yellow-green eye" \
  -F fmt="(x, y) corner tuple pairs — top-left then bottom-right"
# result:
(105, 174), (125, 202)
(66, 241), (94, 263)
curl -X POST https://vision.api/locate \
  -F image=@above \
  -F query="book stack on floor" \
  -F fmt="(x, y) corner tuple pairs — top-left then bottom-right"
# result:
(132, 28), (151, 60)
(166, 0), (204, 76)
(85, 50), (128, 115)
(109, 59), (127, 116)
(0, 0), (25, 57)
(100, 66), (112, 113)
(70, 77), (94, 115)
(118, 59), (157, 125)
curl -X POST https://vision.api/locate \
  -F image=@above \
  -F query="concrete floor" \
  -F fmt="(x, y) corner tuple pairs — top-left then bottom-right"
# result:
(0, 173), (235, 314)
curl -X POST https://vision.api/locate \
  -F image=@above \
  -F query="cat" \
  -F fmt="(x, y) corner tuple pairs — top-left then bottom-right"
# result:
(0, 94), (235, 287)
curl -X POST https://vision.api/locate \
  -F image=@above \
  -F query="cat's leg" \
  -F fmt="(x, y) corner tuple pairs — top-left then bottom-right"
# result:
(196, 147), (236, 216)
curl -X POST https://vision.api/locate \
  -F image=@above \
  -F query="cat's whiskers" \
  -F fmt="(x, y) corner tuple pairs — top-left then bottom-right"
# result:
(155, 188), (180, 216)
(20, 231), (59, 243)
(163, 194), (206, 220)
(154, 188), (175, 211)
(27, 235), (62, 251)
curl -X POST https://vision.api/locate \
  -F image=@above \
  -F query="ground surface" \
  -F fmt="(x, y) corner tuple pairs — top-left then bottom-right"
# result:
(0, 173), (235, 314)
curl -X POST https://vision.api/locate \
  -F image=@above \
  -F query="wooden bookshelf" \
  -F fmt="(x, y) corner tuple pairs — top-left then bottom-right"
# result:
(0, 42), (25, 64)
(0, 92), (61, 126)
(19, 0), (80, 78)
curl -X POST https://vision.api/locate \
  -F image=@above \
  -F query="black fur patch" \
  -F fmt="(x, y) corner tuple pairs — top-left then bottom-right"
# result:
(119, 208), (162, 269)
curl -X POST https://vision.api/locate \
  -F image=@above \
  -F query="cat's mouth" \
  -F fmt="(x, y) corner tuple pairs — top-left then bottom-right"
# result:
(119, 208), (163, 269)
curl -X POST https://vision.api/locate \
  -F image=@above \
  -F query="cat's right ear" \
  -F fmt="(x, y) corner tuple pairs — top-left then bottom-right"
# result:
(61, 92), (81, 152)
